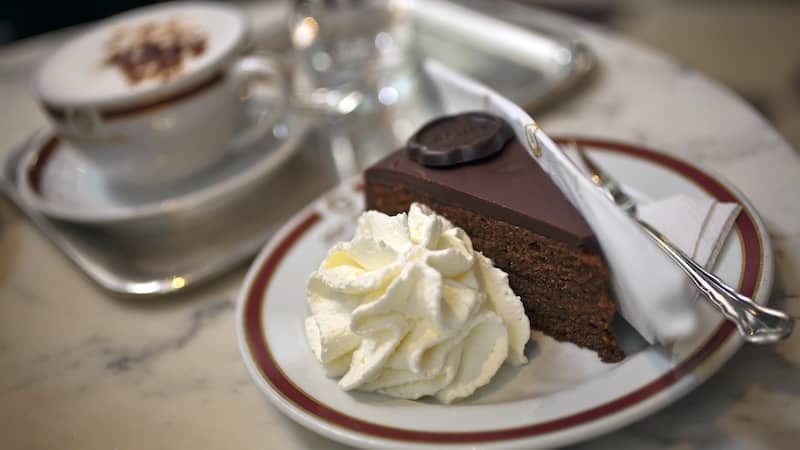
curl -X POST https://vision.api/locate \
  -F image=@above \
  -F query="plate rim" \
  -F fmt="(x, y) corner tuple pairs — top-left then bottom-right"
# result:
(16, 115), (307, 226)
(235, 137), (773, 449)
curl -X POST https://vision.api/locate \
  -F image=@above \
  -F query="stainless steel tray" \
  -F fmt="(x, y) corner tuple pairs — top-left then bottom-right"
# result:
(1, 0), (595, 297)
(410, 0), (594, 112)
(252, 0), (595, 112)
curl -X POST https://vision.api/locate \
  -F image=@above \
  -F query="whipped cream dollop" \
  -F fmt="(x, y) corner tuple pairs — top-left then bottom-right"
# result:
(305, 203), (530, 403)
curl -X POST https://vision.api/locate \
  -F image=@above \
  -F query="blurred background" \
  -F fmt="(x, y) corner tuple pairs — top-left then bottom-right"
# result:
(2, 0), (798, 147)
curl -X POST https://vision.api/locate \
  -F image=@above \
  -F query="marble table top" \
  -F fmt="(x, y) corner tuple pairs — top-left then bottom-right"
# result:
(1, 2), (798, 449)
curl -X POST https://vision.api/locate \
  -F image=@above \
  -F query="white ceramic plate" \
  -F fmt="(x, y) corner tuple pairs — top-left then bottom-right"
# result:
(236, 138), (773, 449)
(16, 106), (306, 227)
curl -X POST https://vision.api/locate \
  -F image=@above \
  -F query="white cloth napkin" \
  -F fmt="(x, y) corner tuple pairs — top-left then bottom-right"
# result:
(423, 60), (741, 345)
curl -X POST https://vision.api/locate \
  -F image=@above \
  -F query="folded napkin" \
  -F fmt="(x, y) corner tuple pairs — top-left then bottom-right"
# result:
(424, 60), (741, 345)
(566, 147), (742, 306)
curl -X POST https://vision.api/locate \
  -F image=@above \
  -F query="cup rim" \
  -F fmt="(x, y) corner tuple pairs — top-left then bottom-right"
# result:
(32, 1), (246, 112)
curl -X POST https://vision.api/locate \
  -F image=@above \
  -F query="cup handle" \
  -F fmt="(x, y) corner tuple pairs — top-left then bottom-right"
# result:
(226, 53), (288, 151)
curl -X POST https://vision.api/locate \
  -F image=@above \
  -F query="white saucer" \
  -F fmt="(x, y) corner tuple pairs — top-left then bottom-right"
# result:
(17, 111), (307, 227)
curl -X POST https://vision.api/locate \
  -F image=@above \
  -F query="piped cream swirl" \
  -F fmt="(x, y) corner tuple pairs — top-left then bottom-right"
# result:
(305, 203), (530, 403)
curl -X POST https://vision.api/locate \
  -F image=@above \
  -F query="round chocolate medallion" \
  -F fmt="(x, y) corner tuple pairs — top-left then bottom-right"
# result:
(406, 112), (514, 167)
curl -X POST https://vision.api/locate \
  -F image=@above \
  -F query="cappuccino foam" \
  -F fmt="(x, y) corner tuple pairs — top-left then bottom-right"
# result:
(35, 3), (243, 107)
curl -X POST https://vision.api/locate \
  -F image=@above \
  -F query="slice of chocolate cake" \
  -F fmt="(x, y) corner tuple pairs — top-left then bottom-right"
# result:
(364, 112), (624, 362)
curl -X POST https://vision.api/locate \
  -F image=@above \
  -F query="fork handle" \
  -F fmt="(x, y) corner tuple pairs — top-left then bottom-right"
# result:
(636, 220), (793, 343)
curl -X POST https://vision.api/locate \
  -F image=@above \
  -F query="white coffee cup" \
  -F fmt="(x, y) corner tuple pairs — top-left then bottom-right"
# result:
(32, 2), (287, 189)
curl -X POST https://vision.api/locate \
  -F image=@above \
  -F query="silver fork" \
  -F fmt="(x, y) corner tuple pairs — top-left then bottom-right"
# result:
(575, 147), (793, 343)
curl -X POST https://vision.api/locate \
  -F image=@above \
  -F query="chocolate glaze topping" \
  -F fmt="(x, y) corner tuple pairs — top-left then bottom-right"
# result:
(365, 114), (596, 248)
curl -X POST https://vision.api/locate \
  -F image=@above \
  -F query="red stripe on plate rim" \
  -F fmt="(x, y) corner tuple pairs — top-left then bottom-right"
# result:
(243, 138), (763, 444)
